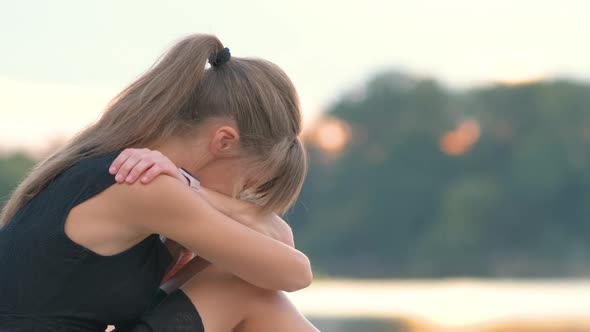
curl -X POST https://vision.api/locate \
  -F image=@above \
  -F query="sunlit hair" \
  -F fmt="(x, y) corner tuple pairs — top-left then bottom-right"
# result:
(1, 34), (306, 225)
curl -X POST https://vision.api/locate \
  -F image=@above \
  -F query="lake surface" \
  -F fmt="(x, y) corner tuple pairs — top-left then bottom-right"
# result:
(286, 279), (590, 331)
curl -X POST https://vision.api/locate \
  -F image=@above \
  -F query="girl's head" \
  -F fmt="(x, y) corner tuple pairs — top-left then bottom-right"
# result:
(0, 34), (306, 225)
(114, 34), (306, 213)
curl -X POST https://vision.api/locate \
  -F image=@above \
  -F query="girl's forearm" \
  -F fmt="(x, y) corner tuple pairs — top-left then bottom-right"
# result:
(111, 150), (311, 290)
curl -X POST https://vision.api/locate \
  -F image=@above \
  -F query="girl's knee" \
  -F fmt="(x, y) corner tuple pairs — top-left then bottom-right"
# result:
(239, 291), (319, 332)
(250, 288), (290, 311)
(179, 268), (317, 331)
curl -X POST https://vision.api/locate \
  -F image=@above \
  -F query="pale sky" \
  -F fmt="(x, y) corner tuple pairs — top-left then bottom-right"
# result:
(1, 0), (589, 152)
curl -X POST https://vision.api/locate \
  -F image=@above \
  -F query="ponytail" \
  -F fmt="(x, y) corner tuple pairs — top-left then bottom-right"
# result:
(1, 33), (307, 224)
(1, 34), (225, 225)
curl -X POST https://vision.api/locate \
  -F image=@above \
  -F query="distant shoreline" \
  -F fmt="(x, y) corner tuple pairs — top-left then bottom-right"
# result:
(287, 278), (590, 328)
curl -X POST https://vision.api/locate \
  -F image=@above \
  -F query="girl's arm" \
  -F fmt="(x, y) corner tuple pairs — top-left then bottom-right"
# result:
(102, 173), (312, 292)
(110, 148), (294, 239)
(111, 149), (300, 291)
(159, 192), (296, 294)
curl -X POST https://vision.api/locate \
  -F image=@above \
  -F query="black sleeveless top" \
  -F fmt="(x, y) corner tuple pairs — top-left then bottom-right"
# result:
(0, 152), (173, 331)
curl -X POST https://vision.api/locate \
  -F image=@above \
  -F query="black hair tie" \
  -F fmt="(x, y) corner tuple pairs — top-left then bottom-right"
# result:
(208, 47), (231, 67)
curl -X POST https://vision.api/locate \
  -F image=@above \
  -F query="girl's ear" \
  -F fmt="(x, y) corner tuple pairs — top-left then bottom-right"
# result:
(210, 126), (240, 157)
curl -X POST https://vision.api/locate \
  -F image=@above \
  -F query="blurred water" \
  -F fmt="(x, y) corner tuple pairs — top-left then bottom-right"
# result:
(286, 279), (590, 332)
(309, 317), (406, 332)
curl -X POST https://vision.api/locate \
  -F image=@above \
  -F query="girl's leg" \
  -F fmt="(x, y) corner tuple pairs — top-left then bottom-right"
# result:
(180, 266), (318, 332)
(234, 290), (318, 332)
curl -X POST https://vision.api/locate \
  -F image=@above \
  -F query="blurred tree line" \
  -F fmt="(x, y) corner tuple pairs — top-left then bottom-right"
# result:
(2, 71), (590, 278)
(0, 153), (35, 206)
(289, 72), (590, 278)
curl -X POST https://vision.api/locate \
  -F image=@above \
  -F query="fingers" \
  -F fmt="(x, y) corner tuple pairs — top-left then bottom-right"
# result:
(109, 149), (134, 175)
(110, 148), (180, 185)
(140, 164), (165, 184)
(125, 159), (156, 184)
(114, 154), (143, 183)
(143, 164), (185, 185)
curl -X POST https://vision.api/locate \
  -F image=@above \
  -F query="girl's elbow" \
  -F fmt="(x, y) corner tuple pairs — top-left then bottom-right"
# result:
(284, 253), (313, 292)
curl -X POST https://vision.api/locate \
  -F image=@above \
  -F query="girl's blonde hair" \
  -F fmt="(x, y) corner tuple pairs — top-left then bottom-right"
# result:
(1, 34), (306, 225)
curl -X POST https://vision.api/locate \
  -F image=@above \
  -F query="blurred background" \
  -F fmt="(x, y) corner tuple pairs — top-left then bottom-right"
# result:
(2, 1), (590, 331)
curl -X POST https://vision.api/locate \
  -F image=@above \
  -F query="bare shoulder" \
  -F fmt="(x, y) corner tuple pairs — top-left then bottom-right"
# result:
(106, 172), (188, 201)
(98, 174), (201, 233)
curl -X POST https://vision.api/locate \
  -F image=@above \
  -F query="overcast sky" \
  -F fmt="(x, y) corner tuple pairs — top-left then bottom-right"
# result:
(1, 0), (589, 152)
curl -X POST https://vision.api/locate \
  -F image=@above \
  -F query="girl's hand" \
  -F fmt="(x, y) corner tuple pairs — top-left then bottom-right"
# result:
(109, 148), (188, 185)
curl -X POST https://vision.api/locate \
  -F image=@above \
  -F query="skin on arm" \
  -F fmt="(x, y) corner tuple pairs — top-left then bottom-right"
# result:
(110, 148), (298, 289)
(200, 187), (296, 247)
(160, 197), (296, 295)
(100, 175), (312, 292)
(160, 188), (297, 291)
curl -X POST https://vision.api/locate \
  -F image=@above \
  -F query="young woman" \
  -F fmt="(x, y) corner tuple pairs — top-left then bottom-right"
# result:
(0, 34), (317, 331)
(108, 148), (319, 332)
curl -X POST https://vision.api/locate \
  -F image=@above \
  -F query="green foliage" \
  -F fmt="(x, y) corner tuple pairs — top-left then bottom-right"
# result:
(289, 73), (590, 277)
(0, 153), (35, 207)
